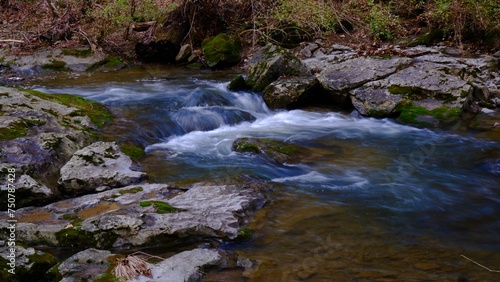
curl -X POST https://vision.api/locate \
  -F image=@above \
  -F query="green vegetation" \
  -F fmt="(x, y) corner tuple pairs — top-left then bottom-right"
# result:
(119, 186), (144, 195)
(234, 137), (297, 156)
(62, 214), (83, 226)
(120, 144), (145, 161)
(20, 89), (113, 128)
(41, 59), (69, 71)
(139, 200), (178, 214)
(202, 33), (242, 68)
(0, 122), (27, 140)
(236, 227), (253, 241)
(55, 227), (97, 248)
(398, 104), (462, 125)
(86, 56), (124, 71)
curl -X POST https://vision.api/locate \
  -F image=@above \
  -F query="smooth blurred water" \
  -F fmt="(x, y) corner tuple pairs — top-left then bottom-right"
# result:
(35, 66), (500, 281)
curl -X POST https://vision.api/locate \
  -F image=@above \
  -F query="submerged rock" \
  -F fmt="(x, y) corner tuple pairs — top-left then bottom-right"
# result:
(232, 137), (308, 164)
(58, 141), (147, 194)
(0, 181), (269, 248)
(246, 44), (309, 92)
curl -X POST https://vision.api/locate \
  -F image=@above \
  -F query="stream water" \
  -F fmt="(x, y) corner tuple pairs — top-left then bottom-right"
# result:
(34, 66), (500, 281)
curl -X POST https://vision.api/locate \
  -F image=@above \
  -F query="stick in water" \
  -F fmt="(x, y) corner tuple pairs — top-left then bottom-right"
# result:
(461, 255), (500, 273)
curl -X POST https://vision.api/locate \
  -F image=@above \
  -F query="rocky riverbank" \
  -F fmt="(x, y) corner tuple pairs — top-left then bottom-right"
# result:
(1, 37), (499, 281)
(0, 86), (271, 281)
(232, 42), (500, 129)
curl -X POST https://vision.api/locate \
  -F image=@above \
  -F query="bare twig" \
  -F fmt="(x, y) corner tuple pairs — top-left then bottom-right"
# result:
(0, 39), (24, 43)
(461, 255), (500, 273)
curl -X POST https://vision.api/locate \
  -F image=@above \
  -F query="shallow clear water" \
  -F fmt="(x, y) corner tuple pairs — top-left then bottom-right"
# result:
(35, 66), (500, 281)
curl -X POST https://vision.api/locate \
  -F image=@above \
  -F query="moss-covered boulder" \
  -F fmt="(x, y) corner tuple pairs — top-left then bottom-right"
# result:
(0, 87), (112, 208)
(232, 137), (307, 164)
(202, 33), (242, 69)
(227, 75), (249, 91)
(246, 44), (310, 92)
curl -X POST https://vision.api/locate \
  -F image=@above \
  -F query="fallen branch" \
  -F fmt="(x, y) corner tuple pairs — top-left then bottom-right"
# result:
(0, 39), (24, 43)
(461, 255), (500, 273)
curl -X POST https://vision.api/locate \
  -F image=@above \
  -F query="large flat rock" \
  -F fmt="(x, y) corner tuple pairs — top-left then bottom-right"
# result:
(0, 181), (270, 248)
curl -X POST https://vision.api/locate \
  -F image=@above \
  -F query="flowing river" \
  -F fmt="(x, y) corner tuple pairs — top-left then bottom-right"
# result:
(34, 66), (499, 281)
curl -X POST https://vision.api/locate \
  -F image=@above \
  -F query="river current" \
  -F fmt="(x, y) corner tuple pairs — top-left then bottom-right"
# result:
(35, 66), (500, 281)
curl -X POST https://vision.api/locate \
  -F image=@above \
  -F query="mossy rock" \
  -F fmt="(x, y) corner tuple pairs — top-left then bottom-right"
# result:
(0, 122), (27, 140)
(118, 186), (143, 195)
(0, 248), (57, 282)
(232, 137), (306, 164)
(55, 227), (118, 249)
(246, 44), (309, 92)
(397, 103), (462, 126)
(139, 200), (179, 214)
(119, 144), (145, 161)
(20, 88), (113, 128)
(41, 59), (70, 71)
(202, 33), (242, 69)
(86, 56), (126, 72)
(227, 75), (249, 91)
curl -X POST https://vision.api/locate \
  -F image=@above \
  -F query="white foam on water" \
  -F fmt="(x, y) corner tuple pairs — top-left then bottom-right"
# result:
(147, 109), (420, 156)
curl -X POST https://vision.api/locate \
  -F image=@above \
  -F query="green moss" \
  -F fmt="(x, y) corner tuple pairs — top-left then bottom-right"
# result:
(0, 123), (27, 140)
(139, 200), (178, 214)
(61, 48), (92, 58)
(398, 103), (461, 125)
(24, 252), (58, 278)
(41, 59), (70, 71)
(120, 144), (145, 161)
(20, 88), (113, 128)
(45, 263), (63, 281)
(234, 138), (297, 156)
(202, 33), (242, 68)
(260, 139), (295, 156)
(86, 56), (124, 71)
(236, 227), (253, 241)
(55, 226), (118, 249)
(119, 186), (143, 195)
(233, 138), (260, 154)
(55, 228), (97, 248)
(62, 214), (82, 226)
(227, 75), (248, 91)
